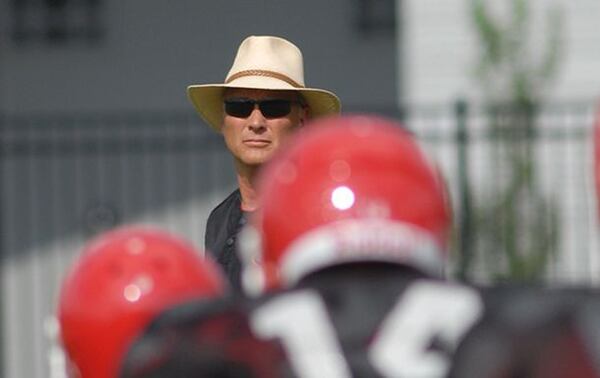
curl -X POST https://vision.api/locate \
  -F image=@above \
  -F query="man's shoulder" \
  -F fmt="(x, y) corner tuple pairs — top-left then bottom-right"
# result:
(207, 189), (241, 222)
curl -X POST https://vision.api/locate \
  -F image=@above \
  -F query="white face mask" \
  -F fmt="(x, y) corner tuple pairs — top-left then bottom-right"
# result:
(238, 225), (267, 297)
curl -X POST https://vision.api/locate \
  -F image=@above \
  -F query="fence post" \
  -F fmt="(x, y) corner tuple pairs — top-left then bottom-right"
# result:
(0, 111), (4, 376)
(455, 99), (473, 281)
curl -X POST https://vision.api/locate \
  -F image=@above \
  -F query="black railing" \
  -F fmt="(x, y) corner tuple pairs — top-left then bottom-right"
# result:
(0, 102), (596, 282)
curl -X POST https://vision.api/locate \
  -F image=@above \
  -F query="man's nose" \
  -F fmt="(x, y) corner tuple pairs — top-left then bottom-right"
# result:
(247, 106), (267, 132)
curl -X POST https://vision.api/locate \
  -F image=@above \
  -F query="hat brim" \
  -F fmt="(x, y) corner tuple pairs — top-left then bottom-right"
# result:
(187, 77), (341, 132)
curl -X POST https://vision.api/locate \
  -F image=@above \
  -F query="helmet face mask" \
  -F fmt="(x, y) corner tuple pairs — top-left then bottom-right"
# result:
(243, 115), (451, 294)
(238, 225), (267, 297)
(58, 227), (226, 378)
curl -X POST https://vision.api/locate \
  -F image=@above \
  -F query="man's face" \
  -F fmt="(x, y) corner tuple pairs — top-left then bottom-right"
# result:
(221, 88), (307, 168)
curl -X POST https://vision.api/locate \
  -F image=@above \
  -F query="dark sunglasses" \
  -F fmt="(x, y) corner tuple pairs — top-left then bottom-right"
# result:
(224, 98), (301, 119)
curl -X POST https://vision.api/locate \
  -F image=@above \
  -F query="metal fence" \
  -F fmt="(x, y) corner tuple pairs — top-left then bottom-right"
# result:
(0, 100), (598, 377)
(406, 100), (599, 284)
(0, 112), (236, 378)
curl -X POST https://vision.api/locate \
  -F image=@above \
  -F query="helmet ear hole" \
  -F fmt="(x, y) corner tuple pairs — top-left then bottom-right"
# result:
(151, 256), (168, 273)
(107, 261), (124, 278)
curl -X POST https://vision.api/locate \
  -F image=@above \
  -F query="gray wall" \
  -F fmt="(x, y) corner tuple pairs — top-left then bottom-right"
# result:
(0, 0), (398, 114)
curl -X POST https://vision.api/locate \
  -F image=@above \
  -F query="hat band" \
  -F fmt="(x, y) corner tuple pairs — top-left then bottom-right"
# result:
(226, 69), (304, 88)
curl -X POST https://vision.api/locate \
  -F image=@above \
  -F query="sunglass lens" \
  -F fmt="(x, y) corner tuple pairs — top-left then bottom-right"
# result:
(224, 100), (254, 118)
(260, 100), (292, 118)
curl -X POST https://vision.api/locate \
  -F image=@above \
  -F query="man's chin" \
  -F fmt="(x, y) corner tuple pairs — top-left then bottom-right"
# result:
(238, 153), (274, 168)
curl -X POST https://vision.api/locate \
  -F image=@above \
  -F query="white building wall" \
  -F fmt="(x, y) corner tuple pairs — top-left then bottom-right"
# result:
(402, 0), (600, 105)
(403, 0), (600, 283)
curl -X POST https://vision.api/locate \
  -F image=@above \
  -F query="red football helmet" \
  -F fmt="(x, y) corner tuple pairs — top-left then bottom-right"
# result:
(57, 226), (226, 378)
(240, 115), (451, 293)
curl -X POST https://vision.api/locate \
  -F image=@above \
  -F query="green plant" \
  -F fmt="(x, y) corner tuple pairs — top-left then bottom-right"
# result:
(465, 0), (564, 282)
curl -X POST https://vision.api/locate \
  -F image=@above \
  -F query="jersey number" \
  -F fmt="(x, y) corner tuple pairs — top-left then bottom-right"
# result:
(251, 281), (483, 378)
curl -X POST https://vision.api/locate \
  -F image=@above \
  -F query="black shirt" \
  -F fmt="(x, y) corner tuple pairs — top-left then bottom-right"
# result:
(204, 189), (249, 292)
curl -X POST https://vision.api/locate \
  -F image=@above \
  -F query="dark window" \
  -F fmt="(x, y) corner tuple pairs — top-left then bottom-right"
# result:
(355, 0), (396, 34)
(11, 0), (104, 46)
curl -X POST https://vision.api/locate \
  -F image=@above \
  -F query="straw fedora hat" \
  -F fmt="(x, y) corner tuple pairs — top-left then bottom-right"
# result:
(187, 35), (341, 132)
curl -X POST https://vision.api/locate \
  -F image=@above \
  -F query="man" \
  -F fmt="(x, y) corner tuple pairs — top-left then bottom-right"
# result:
(187, 35), (341, 291)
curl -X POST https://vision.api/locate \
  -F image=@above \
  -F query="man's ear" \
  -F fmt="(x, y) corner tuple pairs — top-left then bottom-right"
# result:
(299, 107), (310, 127)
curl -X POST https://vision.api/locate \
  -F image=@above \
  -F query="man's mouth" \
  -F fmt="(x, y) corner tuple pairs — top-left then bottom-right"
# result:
(243, 139), (271, 147)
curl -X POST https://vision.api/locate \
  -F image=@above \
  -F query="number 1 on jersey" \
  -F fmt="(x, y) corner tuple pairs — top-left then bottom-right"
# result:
(251, 291), (352, 378)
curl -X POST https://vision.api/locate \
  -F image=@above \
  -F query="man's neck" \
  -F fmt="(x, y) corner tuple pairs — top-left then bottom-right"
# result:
(235, 162), (260, 212)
